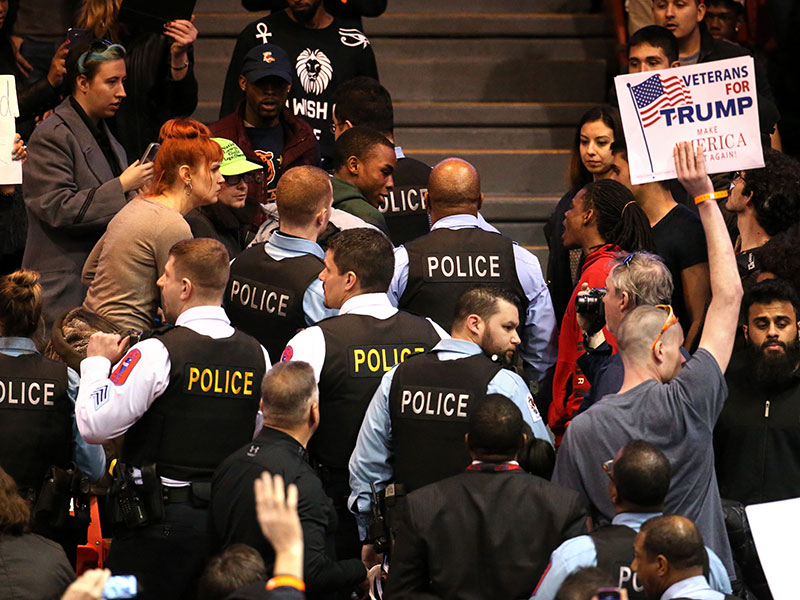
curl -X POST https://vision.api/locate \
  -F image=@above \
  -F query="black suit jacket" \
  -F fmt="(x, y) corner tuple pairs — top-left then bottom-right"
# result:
(210, 427), (366, 597)
(386, 468), (588, 600)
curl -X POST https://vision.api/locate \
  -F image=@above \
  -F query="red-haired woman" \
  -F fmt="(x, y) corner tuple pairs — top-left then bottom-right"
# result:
(50, 119), (223, 365)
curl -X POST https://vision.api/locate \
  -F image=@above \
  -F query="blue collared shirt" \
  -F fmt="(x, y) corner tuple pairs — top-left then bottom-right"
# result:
(0, 337), (106, 482)
(531, 512), (731, 600)
(388, 213), (558, 382)
(348, 337), (551, 539)
(661, 575), (726, 600)
(264, 231), (338, 325)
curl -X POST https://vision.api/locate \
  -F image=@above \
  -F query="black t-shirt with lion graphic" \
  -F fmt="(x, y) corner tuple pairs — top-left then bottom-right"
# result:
(221, 10), (379, 168)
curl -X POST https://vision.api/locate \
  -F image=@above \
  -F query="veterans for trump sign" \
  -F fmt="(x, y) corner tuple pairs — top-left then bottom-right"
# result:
(615, 56), (764, 184)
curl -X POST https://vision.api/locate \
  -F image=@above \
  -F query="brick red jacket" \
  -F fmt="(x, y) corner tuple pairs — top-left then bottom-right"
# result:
(209, 103), (320, 206)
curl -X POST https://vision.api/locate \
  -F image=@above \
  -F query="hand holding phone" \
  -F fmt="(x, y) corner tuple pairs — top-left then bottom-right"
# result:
(140, 143), (160, 165)
(103, 575), (138, 599)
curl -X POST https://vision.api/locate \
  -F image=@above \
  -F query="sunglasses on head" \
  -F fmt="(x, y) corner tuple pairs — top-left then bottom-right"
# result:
(651, 304), (679, 351)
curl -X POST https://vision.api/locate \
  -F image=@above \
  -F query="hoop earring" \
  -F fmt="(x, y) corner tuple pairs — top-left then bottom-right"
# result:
(184, 181), (193, 197)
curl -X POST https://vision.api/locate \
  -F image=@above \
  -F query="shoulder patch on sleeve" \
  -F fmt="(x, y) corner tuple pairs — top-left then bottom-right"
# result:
(281, 346), (293, 362)
(528, 394), (543, 422)
(91, 384), (109, 411)
(110, 349), (141, 385)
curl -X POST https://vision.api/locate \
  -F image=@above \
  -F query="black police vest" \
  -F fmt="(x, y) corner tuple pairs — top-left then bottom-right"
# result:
(590, 525), (647, 600)
(225, 243), (324, 362)
(377, 156), (431, 245)
(590, 524), (712, 600)
(0, 353), (71, 492)
(312, 311), (441, 470)
(122, 327), (266, 481)
(388, 351), (503, 493)
(399, 227), (526, 331)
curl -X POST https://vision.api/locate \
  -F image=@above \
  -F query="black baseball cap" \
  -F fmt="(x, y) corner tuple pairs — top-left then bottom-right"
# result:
(241, 43), (293, 85)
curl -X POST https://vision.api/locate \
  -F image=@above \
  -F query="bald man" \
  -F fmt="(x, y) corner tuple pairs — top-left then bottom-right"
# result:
(388, 158), (558, 384)
(224, 165), (338, 360)
(633, 515), (739, 600)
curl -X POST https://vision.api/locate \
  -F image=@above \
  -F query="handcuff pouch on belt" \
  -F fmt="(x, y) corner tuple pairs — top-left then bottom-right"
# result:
(107, 462), (164, 528)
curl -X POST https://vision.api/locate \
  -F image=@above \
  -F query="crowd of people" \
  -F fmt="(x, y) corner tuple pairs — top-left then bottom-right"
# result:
(0, 0), (798, 599)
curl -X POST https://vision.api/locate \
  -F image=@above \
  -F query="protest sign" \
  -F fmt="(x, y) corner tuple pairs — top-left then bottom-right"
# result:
(615, 56), (763, 184)
(0, 75), (21, 186)
(746, 497), (800, 600)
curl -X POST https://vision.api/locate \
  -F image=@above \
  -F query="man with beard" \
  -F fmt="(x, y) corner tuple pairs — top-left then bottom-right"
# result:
(349, 285), (551, 546)
(715, 277), (800, 505)
(220, 0), (378, 168)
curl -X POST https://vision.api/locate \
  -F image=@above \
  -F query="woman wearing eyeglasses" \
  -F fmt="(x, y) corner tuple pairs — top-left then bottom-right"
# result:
(186, 138), (264, 259)
(45, 119), (224, 366)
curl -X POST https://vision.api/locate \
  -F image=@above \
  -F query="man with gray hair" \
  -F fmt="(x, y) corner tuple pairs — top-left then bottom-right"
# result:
(576, 251), (674, 411)
(553, 143), (743, 580)
(210, 361), (367, 596)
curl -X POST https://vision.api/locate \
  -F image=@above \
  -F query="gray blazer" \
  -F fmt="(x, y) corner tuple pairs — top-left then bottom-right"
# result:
(22, 97), (129, 331)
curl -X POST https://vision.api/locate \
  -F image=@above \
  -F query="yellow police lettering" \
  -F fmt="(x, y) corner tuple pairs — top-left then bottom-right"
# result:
(214, 369), (224, 393)
(353, 349), (366, 373)
(244, 371), (254, 396)
(231, 370), (242, 394)
(201, 369), (213, 392)
(367, 349), (381, 372)
(188, 367), (200, 390)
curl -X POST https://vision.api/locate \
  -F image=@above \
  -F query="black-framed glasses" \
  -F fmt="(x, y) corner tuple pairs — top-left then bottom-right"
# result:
(223, 173), (255, 186)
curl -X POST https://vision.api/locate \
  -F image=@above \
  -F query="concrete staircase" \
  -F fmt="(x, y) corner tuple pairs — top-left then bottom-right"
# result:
(192, 0), (614, 270)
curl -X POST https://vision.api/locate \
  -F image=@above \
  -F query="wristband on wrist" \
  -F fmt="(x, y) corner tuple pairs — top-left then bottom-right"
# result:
(266, 575), (305, 591)
(694, 190), (728, 205)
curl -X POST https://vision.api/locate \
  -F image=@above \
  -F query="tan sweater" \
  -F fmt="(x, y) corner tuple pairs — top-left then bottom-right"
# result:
(82, 197), (192, 332)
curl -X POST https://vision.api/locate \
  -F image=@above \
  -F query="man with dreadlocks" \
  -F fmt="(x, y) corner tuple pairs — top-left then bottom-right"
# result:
(549, 178), (654, 443)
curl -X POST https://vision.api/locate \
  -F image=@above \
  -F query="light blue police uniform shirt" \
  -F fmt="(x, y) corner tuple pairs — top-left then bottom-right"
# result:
(262, 231), (338, 325)
(0, 337), (106, 482)
(661, 575), (727, 600)
(348, 337), (551, 538)
(531, 512), (731, 600)
(388, 213), (558, 382)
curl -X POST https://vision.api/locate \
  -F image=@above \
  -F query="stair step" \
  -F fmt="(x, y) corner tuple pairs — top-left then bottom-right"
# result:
(383, 0), (593, 14)
(192, 12), (611, 38)
(491, 221), (547, 248)
(395, 127), (572, 150)
(364, 13), (611, 38)
(371, 37), (611, 61)
(393, 101), (596, 127)
(403, 149), (570, 196)
(481, 195), (560, 221)
(193, 0), (595, 18)
(376, 57), (607, 102)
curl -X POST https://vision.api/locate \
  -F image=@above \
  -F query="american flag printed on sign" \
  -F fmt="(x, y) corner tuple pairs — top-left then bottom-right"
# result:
(630, 73), (693, 127)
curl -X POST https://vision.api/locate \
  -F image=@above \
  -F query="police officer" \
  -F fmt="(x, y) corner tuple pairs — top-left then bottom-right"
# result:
(532, 441), (731, 600)
(283, 227), (446, 559)
(389, 158), (558, 384)
(0, 269), (105, 563)
(76, 238), (270, 600)
(225, 165), (338, 361)
(349, 285), (550, 541)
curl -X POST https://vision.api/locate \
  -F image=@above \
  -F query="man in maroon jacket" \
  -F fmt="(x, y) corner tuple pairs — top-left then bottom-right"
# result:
(210, 43), (320, 236)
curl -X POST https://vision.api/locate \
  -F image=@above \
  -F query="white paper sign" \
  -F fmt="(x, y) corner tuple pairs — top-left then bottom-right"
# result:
(0, 75), (21, 186)
(745, 497), (800, 600)
(615, 56), (764, 184)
